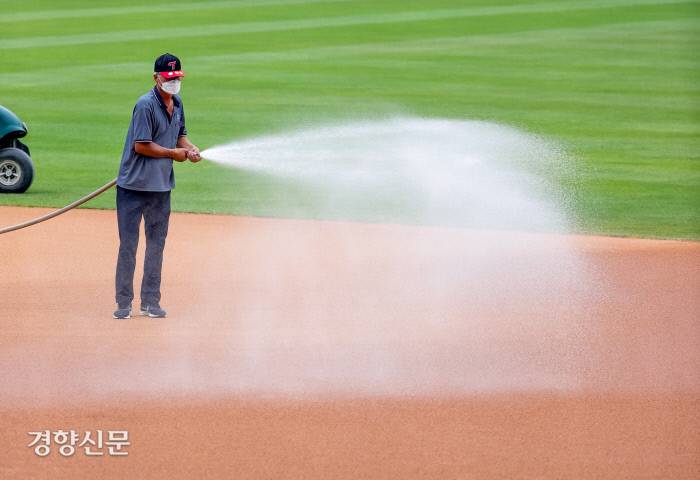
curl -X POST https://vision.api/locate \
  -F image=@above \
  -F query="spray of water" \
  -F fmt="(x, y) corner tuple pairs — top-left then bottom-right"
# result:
(202, 117), (576, 232)
(161, 117), (597, 398)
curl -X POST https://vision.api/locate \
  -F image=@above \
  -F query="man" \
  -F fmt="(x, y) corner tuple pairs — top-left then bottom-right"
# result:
(113, 53), (200, 319)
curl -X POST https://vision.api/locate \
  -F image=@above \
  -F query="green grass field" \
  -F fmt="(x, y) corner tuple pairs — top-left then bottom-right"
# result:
(1, 0), (698, 239)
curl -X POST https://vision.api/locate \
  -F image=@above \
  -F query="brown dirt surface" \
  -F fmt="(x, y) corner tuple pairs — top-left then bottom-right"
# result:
(1, 205), (698, 479)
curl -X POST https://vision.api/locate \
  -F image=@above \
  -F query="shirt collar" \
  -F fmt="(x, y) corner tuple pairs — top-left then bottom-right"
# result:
(151, 85), (181, 109)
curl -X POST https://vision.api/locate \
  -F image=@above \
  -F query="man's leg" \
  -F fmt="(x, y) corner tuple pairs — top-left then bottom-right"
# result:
(115, 186), (144, 308)
(141, 190), (171, 308)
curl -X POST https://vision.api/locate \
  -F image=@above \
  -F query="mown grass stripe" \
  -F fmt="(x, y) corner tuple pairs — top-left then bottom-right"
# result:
(0, 0), (348, 23)
(3, 0), (690, 25)
(2, 17), (695, 80)
(2, 0), (693, 50)
(330, 51), (699, 71)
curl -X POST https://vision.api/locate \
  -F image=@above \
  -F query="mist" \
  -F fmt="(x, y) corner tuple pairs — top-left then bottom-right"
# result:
(202, 117), (575, 232)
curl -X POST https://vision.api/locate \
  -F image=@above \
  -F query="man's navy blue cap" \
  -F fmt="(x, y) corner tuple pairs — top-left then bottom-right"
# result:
(154, 53), (184, 78)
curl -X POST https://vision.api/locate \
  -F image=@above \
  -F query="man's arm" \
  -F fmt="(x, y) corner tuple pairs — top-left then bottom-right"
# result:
(134, 141), (189, 162)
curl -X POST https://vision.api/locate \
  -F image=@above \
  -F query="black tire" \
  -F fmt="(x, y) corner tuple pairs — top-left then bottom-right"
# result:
(0, 147), (34, 193)
(14, 139), (30, 156)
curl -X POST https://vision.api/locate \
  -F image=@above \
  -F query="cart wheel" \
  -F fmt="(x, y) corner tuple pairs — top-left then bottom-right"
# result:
(0, 147), (34, 193)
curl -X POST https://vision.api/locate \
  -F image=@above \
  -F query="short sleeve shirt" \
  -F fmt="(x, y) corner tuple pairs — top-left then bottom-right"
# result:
(116, 87), (187, 191)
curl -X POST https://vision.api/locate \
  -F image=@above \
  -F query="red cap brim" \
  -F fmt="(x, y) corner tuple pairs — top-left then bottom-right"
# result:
(158, 70), (185, 78)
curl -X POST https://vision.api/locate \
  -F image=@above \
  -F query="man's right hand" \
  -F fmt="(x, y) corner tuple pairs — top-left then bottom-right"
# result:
(169, 148), (189, 162)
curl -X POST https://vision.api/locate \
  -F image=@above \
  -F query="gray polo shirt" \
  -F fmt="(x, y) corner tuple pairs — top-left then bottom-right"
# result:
(116, 86), (187, 191)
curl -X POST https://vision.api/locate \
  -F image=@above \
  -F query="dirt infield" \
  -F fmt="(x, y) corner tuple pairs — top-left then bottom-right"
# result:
(1, 205), (698, 479)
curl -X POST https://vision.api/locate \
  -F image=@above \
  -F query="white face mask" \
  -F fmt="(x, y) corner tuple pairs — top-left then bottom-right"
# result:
(160, 78), (181, 95)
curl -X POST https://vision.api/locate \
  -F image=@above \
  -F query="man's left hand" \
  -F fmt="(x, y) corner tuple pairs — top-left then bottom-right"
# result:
(187, 145), (201, 162)
(186, 149), (201, 162)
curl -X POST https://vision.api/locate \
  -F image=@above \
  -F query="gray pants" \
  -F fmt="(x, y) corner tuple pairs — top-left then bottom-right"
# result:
(115, 186), (171, 308)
